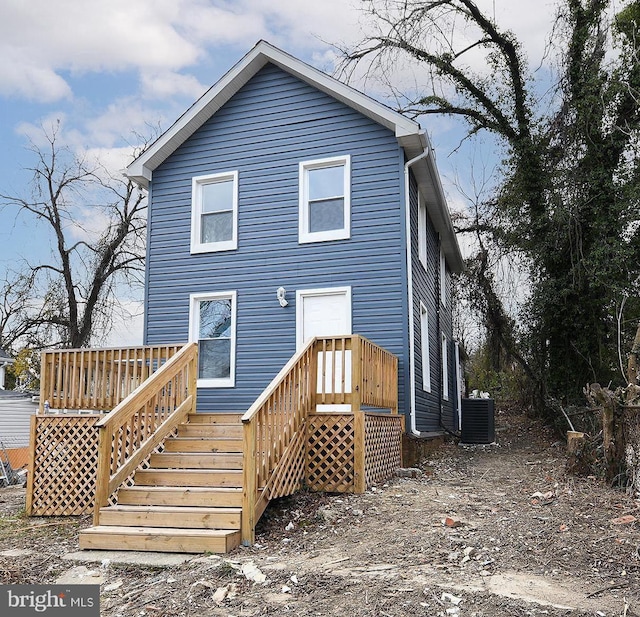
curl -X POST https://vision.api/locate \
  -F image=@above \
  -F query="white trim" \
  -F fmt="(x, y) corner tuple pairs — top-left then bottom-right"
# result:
(298, 155), (351, 244)
(189, 291), (237, 388)
(418, 192), (427, 268)
(419, 302), (431, 392)
(191, 171), (238, 254)
(441, 332), (449, 400)
(439, 248), (447, 306)
(295, 286), (352, 349)
(454, 341), (462, 431)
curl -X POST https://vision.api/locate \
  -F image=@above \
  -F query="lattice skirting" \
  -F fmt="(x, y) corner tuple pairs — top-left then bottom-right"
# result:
(306, 414), (355, 492)
(28, 415), (101, 516)
(363, 414), (403, 487)
(27, 414), (170, 516)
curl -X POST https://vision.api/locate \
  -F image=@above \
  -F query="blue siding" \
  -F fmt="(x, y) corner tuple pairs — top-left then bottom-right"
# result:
(410, 170), (456, 433)
(144, 64), (408, 415)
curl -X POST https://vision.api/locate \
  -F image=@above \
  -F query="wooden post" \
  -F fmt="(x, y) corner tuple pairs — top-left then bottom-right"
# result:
(189, 346), (198, 414)
(38, 351), (47, 414)
(309, 340), (318, 411)
(241, 419), (257, 546)
(93, 425), (112, 526)
(391, 356), (399, 414)
(352, 336), (366, 493)
(25, 415), (38, 515)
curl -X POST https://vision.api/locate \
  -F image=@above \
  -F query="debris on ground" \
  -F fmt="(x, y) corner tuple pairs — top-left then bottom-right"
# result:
(1, 407), (638, 616)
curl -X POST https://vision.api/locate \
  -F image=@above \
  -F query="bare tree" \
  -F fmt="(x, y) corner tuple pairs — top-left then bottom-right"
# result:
(343, 0), (640, 408)
(0, 270), (47, 350)
(1, 124), (148, 349)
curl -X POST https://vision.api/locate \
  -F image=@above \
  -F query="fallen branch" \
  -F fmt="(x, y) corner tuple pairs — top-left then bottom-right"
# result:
(586, 582), (628, 598)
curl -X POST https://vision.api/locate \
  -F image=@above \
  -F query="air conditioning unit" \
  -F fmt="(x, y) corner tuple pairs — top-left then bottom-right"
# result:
(461, 398), (495, 444)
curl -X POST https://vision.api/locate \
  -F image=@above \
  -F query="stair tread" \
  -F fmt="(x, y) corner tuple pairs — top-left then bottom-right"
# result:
(153, 451), (242, 456)
(140, 468), (242, 473)
(121, 486), (242, 492)
(102, 504), (241, 514)
(83, 526), (238, 536)
(167, 437), (242, 441)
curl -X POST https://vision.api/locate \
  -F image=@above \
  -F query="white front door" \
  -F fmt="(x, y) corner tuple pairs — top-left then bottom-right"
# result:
(296, 287), (352, 410)
(296, 286), (352, 348)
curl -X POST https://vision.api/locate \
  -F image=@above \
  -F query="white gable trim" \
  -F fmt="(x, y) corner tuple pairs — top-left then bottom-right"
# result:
(127, 40), (421, 188)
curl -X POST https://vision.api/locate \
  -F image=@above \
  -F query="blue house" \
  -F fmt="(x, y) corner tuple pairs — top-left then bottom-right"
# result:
(128, 40), (464, 437)
(71, 41), (464, 553)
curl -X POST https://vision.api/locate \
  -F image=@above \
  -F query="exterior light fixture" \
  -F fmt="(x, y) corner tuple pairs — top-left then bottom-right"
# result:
(276, 286), (288, 307)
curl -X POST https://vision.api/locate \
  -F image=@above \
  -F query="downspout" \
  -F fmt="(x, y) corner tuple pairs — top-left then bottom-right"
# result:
(404, 144), (431, 436)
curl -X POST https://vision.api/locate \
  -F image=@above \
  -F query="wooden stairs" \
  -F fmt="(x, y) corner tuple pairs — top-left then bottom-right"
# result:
(79, 413), (244, 554)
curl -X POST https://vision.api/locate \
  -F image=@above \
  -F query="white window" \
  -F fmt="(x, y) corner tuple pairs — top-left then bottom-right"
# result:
(299, 155), (350, 243)
(189, 292), (237, 387)
(420, 302), (431, 392)
(440, 248), (447, 306)
(418, 194), (427, 268)
(191, 171), (238, 253)
(441, 332), (449, 400)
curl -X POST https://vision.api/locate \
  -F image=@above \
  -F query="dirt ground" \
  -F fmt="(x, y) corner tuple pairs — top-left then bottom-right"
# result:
(1, 407), (639, 616)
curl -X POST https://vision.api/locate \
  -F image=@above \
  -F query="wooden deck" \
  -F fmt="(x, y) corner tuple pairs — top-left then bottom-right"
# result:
(28, 337), (403, 553)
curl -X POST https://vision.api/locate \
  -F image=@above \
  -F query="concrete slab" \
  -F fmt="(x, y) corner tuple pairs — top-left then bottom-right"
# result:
(63, 550), (194, 567)
(55, 565), (104, 585)
(0, 549), (33, 558)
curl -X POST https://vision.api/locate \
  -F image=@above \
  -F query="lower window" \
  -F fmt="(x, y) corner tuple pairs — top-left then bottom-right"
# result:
(189, 291), (237, 387)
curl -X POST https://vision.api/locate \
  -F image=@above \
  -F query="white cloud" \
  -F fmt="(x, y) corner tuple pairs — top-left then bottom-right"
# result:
(0, 49), (72, 102)
(0, 0), (202, 102)
(0, 0), (369, 104)
(140, 71), (207, 100)
(0, 0), (558, 110)
(178, 2), (268, 47)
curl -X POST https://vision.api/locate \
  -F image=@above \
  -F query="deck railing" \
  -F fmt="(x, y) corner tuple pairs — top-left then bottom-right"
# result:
(241, 335), (398, 545)
(92, 343), (198, 524)
(39, 344), (183, 413)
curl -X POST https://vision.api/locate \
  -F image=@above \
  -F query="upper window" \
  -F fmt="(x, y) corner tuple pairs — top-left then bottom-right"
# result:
(418, 193), (427, 268)
(191, 171), (238, 254)
(299, 156), (350, 243)
(189, 291), (237, 387)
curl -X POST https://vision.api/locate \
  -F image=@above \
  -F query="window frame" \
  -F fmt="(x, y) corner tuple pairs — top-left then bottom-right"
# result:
(441, 331), (449, 400)
(298, 155), (351, 244)
(191, 171), (238, 254)
(189, 291), (237, 388)
(439, 248), (447, 306)
(418, 193), (427, 268)
(420, 302), (431, 392)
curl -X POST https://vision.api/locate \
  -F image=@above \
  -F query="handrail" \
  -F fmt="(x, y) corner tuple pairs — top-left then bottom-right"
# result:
(241, 334), (398, 545)
(241, 337), (318, 544)
(241, 337), (317, 423)
(40, 344), (183, 413)
(93, 343), (198, 524)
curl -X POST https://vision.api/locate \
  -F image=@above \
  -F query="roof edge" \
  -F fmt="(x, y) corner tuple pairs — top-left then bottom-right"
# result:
(126, 40), (421, 187)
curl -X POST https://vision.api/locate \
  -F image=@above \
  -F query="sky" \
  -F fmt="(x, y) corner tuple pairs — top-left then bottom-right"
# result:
(0, 0), (556, 347)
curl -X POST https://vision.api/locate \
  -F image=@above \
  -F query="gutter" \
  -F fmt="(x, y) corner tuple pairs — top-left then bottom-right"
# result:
(404, 141), (431, 436)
